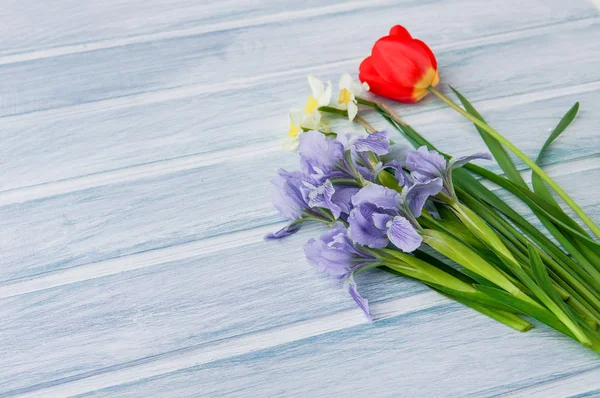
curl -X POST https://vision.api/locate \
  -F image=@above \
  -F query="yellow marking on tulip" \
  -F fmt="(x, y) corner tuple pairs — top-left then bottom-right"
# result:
(338, 88), (352, 104)
(305, 96), (319, 114)
(288, 120), (300, 137)
(412, 67), (439, 101)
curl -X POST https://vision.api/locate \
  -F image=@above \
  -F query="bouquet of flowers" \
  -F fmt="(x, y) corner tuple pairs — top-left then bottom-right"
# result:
(267, 25), (600, 352)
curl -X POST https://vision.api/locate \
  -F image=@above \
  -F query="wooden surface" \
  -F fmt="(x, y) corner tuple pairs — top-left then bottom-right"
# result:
(2, 1), (600, 396)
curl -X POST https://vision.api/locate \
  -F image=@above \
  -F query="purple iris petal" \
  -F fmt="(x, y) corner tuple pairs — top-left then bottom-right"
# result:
(302, 179), (342, 219)
(271, 169), (308, 220)
(386, 216), (422, 252)
(351, 184), (401, 210)
(265, 223), (302, 240)
(449, 152), (492, 170)
(372, 212), (394, 230)
(304, 223), (375, 321)
(304, 238), (352, 279)
(299, 130), (345, 173)
(352, 131), (390, 155)
(405, 146), (447, 181)
(304, 223), (374, 278)
(331, 185), (361, 216)
(348, 203), (392, 248)
(402, 178), (443, 218)
(347, 274), (373, 322)
(300, 179), (359, 220)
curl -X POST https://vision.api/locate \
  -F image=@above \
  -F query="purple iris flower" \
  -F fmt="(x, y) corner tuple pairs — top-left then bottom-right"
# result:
(266, 135), (360, 240)
(347, 180), (443, 252)
(296, 130), (372, 219)
(348, 184), (421, 252)
(338, 130), (391, 156)
(299, 130), (377, 183)
(270, 169), (308, 221)
(304, 222), (377, 321)
(300, 179), (359, 220)
(299, 131), (345, 175)
(405, 146), (491, 196)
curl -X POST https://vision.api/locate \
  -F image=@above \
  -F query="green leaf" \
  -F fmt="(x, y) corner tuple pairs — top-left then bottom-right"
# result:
(430, 285), (533, 332)
(380, 250), (476, 294)
(377, 170), (402, 193)
(458, 186), (600, 310)
(519, 244), (591, 346)
(413, 249), (475, 285)
(465, 163), (600, 249)
(530, 102), (600, 273)
(459, 268), (501, 289)
(450, 86), (527, 188)
(422, 228), (521, 296)
(535, 102), (579, 168)
(475, 285), (574, 338)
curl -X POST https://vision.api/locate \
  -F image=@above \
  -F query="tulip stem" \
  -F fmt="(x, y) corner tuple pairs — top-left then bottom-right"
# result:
(428, 86), (600, 240)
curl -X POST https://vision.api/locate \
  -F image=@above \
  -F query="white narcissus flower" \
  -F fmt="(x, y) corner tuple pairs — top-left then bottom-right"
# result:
(283, 76), (331, 151)
(337, 73), (370, 121)
(283, 109), (323, 151)
(307, 75), (333, 111)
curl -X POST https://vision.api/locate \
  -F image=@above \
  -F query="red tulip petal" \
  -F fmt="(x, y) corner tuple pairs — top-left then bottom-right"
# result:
(371, 36), (433, 88)
(388, 25), (412, 39)
(359, 56), (387, 84)
(359, 57), (417, 103)
(369, 79), (418, 102)
(414, 39), (437, 70)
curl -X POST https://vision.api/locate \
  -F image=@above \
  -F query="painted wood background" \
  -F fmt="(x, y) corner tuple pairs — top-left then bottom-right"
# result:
(2, 0), (600, 396)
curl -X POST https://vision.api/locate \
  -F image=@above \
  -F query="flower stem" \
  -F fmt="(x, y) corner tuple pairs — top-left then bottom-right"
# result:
(356, 97), (408, 126)
(320, 105), (377, 133)
(428, 86), (600, 239)
(354, 115), (377, 133)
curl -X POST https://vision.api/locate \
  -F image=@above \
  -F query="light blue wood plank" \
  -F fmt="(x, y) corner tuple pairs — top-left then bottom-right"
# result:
(1, 18), (600, 193)
(0, 226), (426, 395)
(0, 0), (349, 57)
(61, 303), (600, 397)
(0, 150), (293, 282)
(0, 0), (595, 118)
(0, 163), (598, 396)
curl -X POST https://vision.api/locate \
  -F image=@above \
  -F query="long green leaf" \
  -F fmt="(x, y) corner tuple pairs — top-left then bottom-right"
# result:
(531, 102), (579, 208)
(528, 244), (583, 325)
(530, 102), (600, 273)
(465, 163), (600, 249)
(475, 285), (574, 338)
(451, 86), (527, 188)
(429, 285), (533, 331)
(515, 246), (591, 346)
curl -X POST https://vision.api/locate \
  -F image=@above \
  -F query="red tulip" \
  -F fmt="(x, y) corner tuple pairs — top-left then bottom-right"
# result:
(359, 25), (439, 103)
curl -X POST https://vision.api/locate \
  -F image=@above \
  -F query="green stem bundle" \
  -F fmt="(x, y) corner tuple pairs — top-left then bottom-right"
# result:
(352, 90), (600, 352)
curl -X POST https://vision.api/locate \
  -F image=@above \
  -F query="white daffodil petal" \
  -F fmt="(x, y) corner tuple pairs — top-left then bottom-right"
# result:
(302, 112), (321, 130)
(347, 101), (358, 122)
(290, 109), (304, 126)
(339, 73), (353, 91)
(308, 75), (325, 98)
(282, 135), (299, 151)
(319, 81), (333, 107)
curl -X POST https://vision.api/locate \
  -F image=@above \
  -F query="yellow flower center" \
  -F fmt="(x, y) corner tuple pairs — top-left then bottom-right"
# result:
(304, 96), (319, 114)
(288, 120), (301, 137)
(338, 88), (352, 104)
